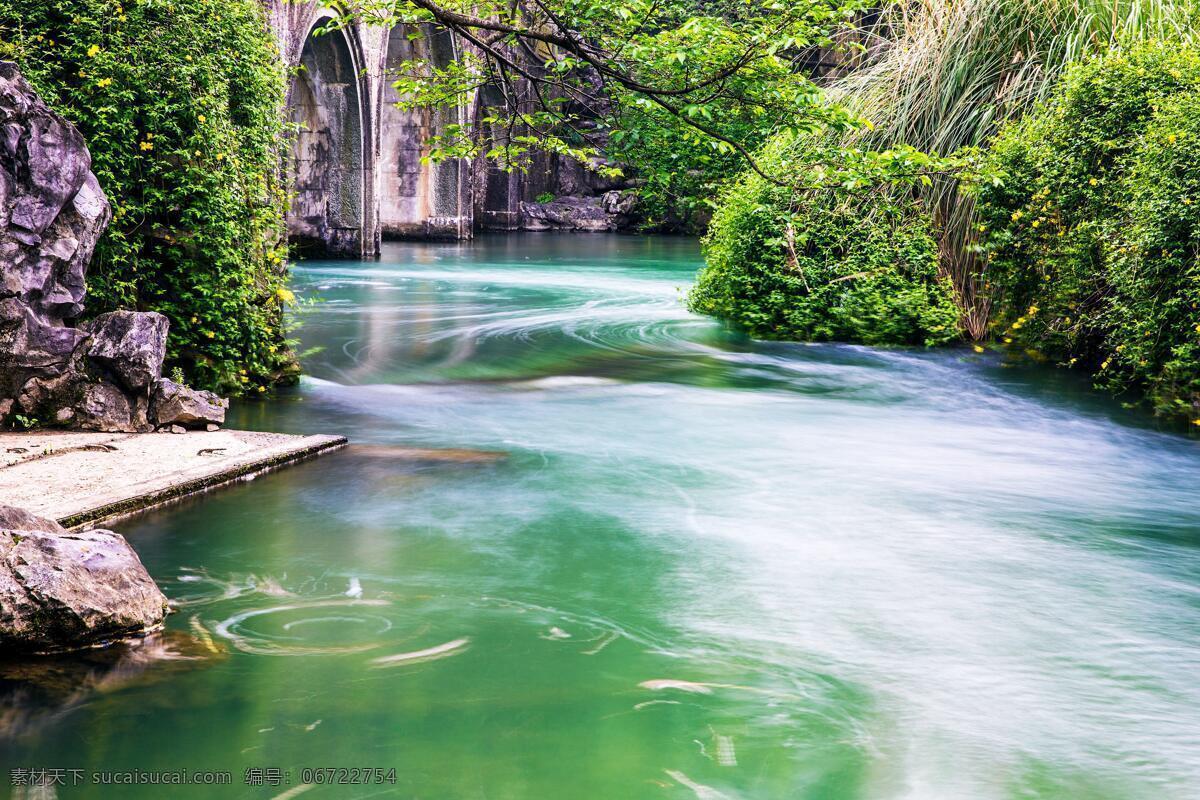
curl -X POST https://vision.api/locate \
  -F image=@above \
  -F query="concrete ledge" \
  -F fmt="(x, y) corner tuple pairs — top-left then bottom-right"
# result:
(0, 430), (346, 529)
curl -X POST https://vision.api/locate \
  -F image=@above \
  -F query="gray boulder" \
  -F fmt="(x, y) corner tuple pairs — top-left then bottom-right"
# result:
(84, 310), (169, 392)
(0, 61), (111, 418)
(0, 504), (168, 652)
(0, 504), (63, 534)
(152, 378), (227, 428)
(76, 380), (151, 432)
(519, 193), (636, 232)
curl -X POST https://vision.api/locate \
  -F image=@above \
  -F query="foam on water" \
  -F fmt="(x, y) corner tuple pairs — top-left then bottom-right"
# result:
(11, 235), (1199, 800)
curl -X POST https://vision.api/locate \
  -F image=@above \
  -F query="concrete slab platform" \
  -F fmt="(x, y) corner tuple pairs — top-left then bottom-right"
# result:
(0, 429), (346, 529)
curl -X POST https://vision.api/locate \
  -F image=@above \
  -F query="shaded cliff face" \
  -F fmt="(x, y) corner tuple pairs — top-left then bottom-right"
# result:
(0, 62), (225, 432)
(0, 61), (113, 425)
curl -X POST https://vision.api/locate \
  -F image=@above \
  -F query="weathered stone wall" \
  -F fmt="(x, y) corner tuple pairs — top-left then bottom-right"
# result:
(264, 1), (474, 255)
(261, 1), (632, 254)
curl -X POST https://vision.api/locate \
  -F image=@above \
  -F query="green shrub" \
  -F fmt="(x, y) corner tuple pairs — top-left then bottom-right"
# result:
(973, 40), (1200, 419)
(0, 0), (296, 395)
(690, 134), (961, 347)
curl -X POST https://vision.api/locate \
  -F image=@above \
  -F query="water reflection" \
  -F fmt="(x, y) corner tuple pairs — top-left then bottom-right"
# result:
(4, 235), (1199, 799)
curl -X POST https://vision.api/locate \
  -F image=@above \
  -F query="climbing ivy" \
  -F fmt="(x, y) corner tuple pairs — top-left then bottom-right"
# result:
(0, 0), (296, 395)
(973, 40), (1200, 420)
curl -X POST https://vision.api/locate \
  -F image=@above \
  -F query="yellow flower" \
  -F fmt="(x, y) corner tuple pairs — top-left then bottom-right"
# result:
(1088, 178), (1098, 186)
(139, 141), (153, 151)
(275, 287), (296, 304)
(1193, 419), (1200, 427)
(1004, 337), (1013, 344)
(1168, 134), (1178, 144)
(198, 114), (206, 123)
(87, 44), (101, 57)
(1031, 219), (1040, 229)
(972, 344), (985, 354)
(1011, 210), (1023, 222)
(96, 77), (112, 88)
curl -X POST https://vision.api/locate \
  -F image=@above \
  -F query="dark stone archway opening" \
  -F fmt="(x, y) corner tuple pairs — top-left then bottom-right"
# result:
(286, 25), (365, 257)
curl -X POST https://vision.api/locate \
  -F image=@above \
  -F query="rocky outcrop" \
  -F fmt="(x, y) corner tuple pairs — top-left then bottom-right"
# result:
(0, 504), (169, 653)
(152, 378), (227, 428)
(0, 62), (224, 432)
(83, 310), (169, 392)
(519, 191), (638, 232)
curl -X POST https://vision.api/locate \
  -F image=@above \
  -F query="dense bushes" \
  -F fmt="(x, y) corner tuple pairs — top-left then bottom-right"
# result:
(690, 135), (961, 346)
(0, 0), (295, 394)
(974, 42), (1200, 418)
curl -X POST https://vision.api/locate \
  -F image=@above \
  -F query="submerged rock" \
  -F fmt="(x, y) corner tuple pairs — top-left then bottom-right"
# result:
(0, 504), (168, 653)
(0, 629), (221, 739)
(152, 378), (227, 428)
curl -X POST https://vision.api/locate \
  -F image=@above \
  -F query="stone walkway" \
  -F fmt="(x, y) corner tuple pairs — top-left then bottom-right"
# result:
(0, 429), (346, 528)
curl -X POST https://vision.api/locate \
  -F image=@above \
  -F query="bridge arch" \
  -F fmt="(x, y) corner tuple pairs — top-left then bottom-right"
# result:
(285, 14), (375, 257)
(378, 23), (471, 239)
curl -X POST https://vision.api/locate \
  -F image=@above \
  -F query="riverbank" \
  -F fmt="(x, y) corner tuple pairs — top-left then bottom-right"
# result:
(0, 429), (346, 530)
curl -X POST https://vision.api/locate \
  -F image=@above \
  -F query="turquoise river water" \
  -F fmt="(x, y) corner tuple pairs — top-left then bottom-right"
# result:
(4, 235), (1200, 799)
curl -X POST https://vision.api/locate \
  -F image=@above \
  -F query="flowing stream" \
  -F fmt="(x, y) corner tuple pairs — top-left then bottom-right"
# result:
(6, 235), (1200, 799)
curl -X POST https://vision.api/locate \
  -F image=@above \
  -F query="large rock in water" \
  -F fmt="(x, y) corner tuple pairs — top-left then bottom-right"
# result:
(0, 504), (168, 652)
(519, 192), (637, 232)
(0, 61), (225, 430)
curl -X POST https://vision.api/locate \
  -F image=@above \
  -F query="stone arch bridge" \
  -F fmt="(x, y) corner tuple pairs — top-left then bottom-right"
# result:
(263, 1), (618, 257)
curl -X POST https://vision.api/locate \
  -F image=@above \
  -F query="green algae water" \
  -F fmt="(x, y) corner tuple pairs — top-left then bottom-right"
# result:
(6, 235), (1200, 799)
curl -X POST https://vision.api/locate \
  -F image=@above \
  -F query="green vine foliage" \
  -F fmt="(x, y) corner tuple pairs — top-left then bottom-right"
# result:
(691, 134), (962, 346)
(0, 0), (296, 395)
(973, 40), (1200, 420)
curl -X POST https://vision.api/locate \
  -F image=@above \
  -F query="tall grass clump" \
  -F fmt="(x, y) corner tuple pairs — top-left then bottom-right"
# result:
(698, 0), (1197, 340)
(837, 0), (1196, 334)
